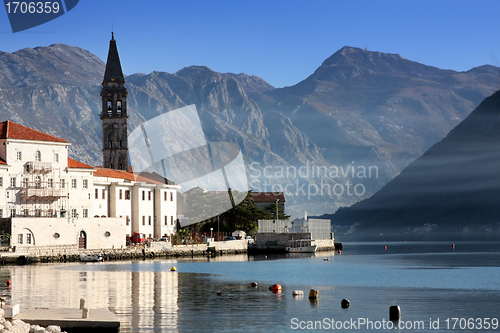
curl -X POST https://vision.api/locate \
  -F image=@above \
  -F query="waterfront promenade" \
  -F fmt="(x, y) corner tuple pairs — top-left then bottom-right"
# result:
(0, 240), (249, 265)
(0, 237), (337, 265)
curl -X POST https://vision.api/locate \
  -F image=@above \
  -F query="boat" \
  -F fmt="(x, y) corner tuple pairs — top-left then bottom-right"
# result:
(80, 254), (104, 262)
(285, 240), (317, 253)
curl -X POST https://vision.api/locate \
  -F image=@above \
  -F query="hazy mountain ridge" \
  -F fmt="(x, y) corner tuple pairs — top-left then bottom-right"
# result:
(256, 46), (500, 194)
(0, 44), (499, 217)
(331, 90), (500, 235)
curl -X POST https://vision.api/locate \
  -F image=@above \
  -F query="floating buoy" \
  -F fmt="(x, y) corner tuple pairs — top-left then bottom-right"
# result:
(269, 284), (282, 292)
(250, 282), (258, 288)
(337, 249), (341, 254)
(384, 246), (387, 250)
(341, 299), (350, 309)
(389, 305), (401, 321)
(216, 291), (222, 296)
(5, 280), (10, 286)
(308, 289), (319, 299)
(170, 267), (177, 271)
(292, 290), (304, 296)
(408, 247), (411, 250)
(324, 258), (330, 261)
(452, 243), (455, 249)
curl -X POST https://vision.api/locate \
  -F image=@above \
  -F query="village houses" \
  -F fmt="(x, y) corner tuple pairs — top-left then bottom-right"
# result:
(0, 34), (179, 253)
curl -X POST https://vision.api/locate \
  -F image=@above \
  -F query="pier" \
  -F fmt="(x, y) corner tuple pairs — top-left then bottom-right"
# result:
(14, 308), (119, 332)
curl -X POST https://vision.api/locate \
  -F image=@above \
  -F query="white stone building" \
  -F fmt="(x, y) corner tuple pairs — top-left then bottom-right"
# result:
(0, 120), (179, 252)
(93, 168), (179, 240)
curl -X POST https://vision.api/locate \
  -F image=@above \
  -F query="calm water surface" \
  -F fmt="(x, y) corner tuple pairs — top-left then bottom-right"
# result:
(1, 241), (500, 332)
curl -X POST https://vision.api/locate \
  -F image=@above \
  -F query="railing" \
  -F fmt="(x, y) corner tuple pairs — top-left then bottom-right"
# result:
(26, 162), (53, 173)
(20, 188), (67, 200)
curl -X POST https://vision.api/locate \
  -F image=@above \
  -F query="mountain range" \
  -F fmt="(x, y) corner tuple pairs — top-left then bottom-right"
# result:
(0, 44), (499, 217)
(330, 89), (500, 236)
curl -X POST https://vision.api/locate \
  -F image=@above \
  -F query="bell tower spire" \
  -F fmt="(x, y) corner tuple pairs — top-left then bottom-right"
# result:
(101, 32), (128, 170)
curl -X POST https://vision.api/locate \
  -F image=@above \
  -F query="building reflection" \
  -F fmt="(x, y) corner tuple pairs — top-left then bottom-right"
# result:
(3, 262), (179, 332)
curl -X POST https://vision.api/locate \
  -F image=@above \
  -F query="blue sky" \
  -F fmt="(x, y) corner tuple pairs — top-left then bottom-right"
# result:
(1, 0), (499, 88)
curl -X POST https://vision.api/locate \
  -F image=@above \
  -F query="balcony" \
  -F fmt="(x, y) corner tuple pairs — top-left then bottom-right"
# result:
(26, 162), (53, 174)
(20, 188), (67, 201)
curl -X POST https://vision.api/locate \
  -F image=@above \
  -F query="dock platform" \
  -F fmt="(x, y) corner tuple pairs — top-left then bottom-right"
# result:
(14, 308), (119, 332)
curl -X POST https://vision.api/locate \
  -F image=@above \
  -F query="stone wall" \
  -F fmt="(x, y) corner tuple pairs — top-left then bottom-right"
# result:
(149, 241), (172, 251)
(207, 239), (247, 251)
(312, 239), (336, 251)
(14, 245), (78, 255)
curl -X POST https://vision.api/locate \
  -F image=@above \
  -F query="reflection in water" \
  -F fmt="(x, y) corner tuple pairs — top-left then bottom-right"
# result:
(2, 263), (179, 333)
(0, 243), (500, 332)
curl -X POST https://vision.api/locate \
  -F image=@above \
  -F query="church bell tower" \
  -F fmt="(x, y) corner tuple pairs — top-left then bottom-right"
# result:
(101, 32), (128, 170)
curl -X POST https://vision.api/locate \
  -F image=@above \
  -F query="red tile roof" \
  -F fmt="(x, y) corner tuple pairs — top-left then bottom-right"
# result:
(94, 168), (137, 182)
(135, 172), (169, 185)
(250, 192), (285, 202)
(68, 158), (94, 169)
(93, 168), (165, 185)
(0, 121), (68, 143)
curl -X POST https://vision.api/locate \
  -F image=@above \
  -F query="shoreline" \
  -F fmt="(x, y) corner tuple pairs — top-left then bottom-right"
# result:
(0, 239), (338, 265)
(0, 245), (246, 266)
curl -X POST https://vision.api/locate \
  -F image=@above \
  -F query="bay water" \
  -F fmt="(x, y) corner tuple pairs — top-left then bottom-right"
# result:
(1, 241), (499, 332)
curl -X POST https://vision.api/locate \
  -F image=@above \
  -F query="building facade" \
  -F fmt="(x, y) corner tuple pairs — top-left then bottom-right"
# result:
(250, 192), (285, 212)
(0, 34), (180, 252)
(0, 121), (179, 250)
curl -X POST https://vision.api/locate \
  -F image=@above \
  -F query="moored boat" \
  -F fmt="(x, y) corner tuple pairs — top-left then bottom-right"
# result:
(285, 239), (317, 253)
(80, 254), (104, 262)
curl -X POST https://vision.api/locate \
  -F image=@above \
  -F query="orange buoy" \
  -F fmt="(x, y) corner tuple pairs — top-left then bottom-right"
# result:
(5, 280), (10, 286)
(452, 243), (455, 249)
(337, 249), (341, 254)
(384, 246), (387, 250)
(269, 284), (282, 293)
(308, 289), (319, 299)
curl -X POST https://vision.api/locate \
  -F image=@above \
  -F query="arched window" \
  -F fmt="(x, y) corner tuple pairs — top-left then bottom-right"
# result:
(35, 150), (41, 162)
(117, 100), (122, 115)
(119, 140), (122, 148)
(35, 176), (41, 189)
(107, 100), (112, 115)
(108, 140), (112, 149)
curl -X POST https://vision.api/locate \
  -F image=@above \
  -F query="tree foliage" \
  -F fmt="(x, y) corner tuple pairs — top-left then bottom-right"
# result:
(198, 191), (273, 236)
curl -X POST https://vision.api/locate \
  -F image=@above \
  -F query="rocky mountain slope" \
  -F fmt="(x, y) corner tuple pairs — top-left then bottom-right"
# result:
(0, 44), (499, 217)
(255, 46), (500, 192)
(331, 90), (500, 235)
